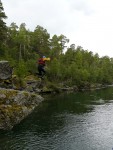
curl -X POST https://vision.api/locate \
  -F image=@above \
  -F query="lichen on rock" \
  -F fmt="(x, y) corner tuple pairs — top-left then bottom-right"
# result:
(0, 88), (44, 130)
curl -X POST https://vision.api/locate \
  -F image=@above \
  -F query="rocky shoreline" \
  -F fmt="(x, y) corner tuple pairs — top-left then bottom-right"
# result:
(0, 61), (112, 130)
(0, 61), (44, 130)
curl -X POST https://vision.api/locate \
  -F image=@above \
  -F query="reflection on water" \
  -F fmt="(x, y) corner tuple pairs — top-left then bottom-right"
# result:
(1, 88), (113, 149)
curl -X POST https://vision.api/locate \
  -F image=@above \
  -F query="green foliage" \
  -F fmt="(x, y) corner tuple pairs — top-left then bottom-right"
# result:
(0, 2), (7, 42)
(15, 60), (28, 78)
(26, 59), (37, 74)
(31, 25), (50, 55)
(0, 2), (7, 56)
(1, 1), (113, 87)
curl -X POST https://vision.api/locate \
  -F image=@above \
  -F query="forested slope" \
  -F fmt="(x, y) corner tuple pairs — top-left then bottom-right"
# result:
(1, 1), (113, 88)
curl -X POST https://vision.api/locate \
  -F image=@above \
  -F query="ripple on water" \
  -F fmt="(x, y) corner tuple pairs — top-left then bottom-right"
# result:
(1, 88), (113, 150)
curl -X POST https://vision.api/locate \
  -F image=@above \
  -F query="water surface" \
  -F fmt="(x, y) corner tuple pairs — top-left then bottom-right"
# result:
(1, 88), (113, 150)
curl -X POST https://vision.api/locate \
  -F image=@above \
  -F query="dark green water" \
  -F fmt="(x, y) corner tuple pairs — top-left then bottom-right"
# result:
(1, 88), (113, 150)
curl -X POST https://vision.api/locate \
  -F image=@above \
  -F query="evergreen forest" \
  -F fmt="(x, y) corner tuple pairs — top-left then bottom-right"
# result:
(1, 2), (113, 87)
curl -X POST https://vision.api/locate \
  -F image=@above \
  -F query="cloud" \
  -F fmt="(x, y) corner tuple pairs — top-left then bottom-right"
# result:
(68, 0), (94, 15)
(2, 0), (113, 57)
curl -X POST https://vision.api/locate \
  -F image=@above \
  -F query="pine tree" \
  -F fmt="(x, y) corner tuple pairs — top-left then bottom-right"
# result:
(0, 1), (7, 57)
(0, 1), (7, 44)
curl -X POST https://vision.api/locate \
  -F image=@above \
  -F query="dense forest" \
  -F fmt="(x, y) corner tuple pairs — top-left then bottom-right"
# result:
(1, 1), (113, 87)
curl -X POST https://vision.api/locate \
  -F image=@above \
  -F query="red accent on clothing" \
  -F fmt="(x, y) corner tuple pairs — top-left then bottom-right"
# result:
(38, 58), (45, 65)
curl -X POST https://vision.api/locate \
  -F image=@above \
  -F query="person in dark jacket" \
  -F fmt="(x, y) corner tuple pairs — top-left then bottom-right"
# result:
(38, 56), (46, 77)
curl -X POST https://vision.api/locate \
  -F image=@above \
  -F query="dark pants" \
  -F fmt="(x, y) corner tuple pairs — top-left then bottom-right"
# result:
(38, 65), (46, 77)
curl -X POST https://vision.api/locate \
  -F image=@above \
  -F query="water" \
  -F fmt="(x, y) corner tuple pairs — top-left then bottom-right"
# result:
(1, 88), (113, 150)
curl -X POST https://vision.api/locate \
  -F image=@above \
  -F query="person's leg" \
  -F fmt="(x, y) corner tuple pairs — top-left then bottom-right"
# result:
(41, 67), (46, 76)
(38, 65), (42, 76)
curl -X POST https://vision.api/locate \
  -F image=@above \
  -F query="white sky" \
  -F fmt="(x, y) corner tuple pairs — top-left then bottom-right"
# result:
(2, 0), (113, 57)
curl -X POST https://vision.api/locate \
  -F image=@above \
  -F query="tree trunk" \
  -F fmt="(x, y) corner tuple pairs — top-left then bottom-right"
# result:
(19, 44), (22, 60)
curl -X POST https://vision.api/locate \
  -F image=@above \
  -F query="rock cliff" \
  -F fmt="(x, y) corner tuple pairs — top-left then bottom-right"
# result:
(0, 88), (43, 130)
(0, 61), (44, 130)
(0, 61), (13, 80)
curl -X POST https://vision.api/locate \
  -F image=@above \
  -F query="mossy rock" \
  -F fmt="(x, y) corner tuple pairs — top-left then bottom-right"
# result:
(0, 88), (44, 130)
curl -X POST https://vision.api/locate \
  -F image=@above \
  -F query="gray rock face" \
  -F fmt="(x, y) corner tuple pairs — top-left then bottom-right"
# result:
(0, 61), (13, 80)
(0, 88), (44, 130)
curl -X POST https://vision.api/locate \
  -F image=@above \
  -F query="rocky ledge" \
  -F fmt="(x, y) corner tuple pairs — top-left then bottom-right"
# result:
(0, 60), (44, 130)
(0, 88), (43, 130)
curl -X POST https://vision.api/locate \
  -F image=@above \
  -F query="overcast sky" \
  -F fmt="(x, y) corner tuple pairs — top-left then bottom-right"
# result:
(2, 0), (113, 57)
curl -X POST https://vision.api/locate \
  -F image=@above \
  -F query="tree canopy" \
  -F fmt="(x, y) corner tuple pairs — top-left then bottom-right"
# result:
(0, 1), (7, 55)
(1, 1), (113, 87)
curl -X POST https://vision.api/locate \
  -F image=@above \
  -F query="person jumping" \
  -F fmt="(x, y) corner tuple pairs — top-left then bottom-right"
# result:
(37, 56), (50, 78)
